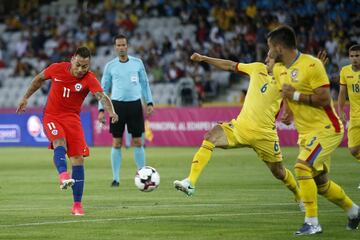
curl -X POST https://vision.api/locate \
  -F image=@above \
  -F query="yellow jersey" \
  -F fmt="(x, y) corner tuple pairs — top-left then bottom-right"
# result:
(273, 53), (342, 135)
(340, 64), (360, 120)
(234, 62), (281, 139)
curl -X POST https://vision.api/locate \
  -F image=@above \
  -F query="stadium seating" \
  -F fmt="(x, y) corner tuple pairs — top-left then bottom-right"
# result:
(0, 0), (356, 107)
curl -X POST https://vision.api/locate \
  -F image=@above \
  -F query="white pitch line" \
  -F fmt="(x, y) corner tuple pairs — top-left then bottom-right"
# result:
(0, 210), (340, 228)
(0, 202), (300, 211)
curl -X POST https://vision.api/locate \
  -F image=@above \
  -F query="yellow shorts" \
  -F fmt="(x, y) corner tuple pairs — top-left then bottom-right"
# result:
(297, 130), (343, 174)
(220, 120), (282, 162)
(348, 120), (360, 148)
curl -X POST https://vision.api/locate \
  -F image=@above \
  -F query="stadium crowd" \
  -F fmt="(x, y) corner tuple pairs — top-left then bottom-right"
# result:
(0, 0), (359, 104)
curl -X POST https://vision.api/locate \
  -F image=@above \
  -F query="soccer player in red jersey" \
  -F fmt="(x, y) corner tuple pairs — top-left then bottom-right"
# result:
(16, 47), (119, 216)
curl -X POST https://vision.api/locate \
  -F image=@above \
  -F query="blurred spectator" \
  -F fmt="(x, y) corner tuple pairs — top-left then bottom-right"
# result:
(161, 36), (173, 55)
(166, 61), (184, 83)
(325, 36), (338, 57)
(0, 0), (359, 107)
(15, 35), (28, 57)
(245, 1), (257, 19)
(196, 18), (209, 45)
(13, 58), (32, 77)
(149, 64), (164, 83)
(0, 38), (7, 68)
(5, 14), (21, 31)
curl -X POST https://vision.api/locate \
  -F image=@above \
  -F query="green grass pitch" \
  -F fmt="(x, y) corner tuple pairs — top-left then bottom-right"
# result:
(0, 147), (359, 240)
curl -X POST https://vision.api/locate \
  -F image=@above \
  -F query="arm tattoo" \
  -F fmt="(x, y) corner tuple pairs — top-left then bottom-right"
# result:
(95, 92), (114, 113)
(24, 71), (46, 99)
(95, 92), (106, 103)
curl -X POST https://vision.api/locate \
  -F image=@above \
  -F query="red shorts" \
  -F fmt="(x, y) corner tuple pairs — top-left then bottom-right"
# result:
(43, 113), (90, 157)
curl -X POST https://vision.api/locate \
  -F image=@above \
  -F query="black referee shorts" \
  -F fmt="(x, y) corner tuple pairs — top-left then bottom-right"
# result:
(110, 99), (145, 138)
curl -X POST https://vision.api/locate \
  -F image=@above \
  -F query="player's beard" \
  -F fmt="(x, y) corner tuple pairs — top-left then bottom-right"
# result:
(75, 71), (87, 78)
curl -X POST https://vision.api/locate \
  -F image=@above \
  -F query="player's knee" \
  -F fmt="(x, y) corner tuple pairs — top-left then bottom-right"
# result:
(314, 172), (328, 186)
(350, 147), (360, 159)
(204, 131), (214, 142)
(71, 156), (84, 166)
(53, 138), (66, 149)
(204, 125), (222, 143)
(269, 164), (285, 180)
(112, 143), (122, 148)
(112, 138), (122, 148)
(133, 138), (142, 147)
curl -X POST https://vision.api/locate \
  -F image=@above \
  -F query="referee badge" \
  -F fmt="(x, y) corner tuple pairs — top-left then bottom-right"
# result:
(75, 83), (82, 92)
(130, 72), (139, 84)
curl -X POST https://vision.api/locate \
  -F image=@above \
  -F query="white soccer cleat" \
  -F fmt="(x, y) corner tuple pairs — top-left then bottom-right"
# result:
(60, 178), (75, 190)
(174, 178), (195, 196)
(59, 172), (75, 190)
(295, 223), (322, 235)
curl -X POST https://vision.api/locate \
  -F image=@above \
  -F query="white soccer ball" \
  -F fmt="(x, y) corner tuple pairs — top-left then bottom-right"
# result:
(134, 166), (160, 192)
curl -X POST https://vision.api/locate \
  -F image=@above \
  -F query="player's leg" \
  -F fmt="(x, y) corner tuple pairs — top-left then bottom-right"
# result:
(64, 118), (89, 216)
(314, 172), (360, 230)
(111, 137), (122, 187)
(133, 136), (145, 169)
(127, 99), (146, 171)
(109, 101), (126, 187)
(254, 139), (302, 209)
(174, 121), (236, 196)
(264, 161), (302, 209)
(52, 138), (75, 190)
(187, 125), (224, 185)
(315, 131), (360, 230)
(295, 131), (353, 235)
(69, 155), (85, 216)
(350, 146), (360, 189)
(42, 116), (73, 190)
(293, 160), (322, 235)
(293, 135), (323, 235)
(348, 124), (360, 188)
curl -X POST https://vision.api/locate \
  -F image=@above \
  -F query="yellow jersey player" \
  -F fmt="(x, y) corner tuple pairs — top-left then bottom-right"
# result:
(173, 52), (303, 211)
(338, 44), (360, 189)
(267, 25), (360, 235)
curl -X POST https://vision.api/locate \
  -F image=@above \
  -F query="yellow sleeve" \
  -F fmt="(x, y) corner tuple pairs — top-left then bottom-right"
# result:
(339, 68), (346, 85)
(309, 59), (330, 89)
(236, 62), (262, 75)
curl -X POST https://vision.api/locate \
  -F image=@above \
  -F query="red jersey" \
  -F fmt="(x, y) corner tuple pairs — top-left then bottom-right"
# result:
(43, 62), (102, 115)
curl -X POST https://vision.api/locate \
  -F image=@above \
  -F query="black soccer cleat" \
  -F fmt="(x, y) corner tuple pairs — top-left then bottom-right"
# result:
(347, 208), (360, 230)
(111, 180), (120, 187)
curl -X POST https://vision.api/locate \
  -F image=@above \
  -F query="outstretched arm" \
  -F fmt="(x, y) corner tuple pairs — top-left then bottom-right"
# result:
(16, 71), (47, 113)
(190, 53), (237, 72)
(95, 91), (119, 123)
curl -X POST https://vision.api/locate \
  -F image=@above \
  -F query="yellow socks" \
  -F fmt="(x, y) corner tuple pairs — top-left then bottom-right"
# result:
(188, 140), (215, 186)
(282, 168), (302, 202)
(317, 180), (353, 211)
(294, 163), (318, 217)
